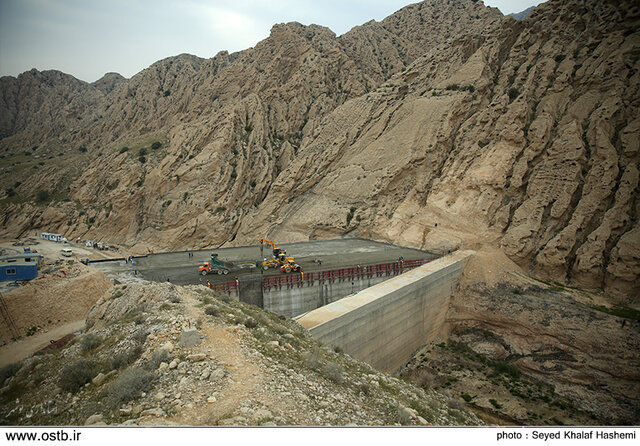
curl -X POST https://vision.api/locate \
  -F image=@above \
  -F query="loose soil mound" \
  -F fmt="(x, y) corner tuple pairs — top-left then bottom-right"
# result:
(0, 264), (112, 343)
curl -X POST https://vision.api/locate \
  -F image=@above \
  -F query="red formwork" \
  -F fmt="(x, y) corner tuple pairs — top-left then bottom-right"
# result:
(261, 259), (430, 292)
(208, 279), (239, 295)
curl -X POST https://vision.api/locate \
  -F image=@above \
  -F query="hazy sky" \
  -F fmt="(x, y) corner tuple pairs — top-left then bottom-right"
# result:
(0, 0), (544, 83)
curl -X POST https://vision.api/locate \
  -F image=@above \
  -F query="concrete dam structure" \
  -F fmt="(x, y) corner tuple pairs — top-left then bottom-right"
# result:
(297, 251), (474, 373)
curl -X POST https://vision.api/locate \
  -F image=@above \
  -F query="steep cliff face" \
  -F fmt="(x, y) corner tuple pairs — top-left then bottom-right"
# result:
(236, 0), (640, 300)
(0, 0), (638, 299)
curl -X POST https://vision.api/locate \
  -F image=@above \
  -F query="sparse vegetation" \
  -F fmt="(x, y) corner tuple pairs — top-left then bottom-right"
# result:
(346, 207), (356, 226)
(80, 333), (103, 353)
(508, 87), (520, 101)
(0, 363), (21, 387)
(147, 350), (170, 370)
(109, 344), (144, 370)
(103, 368), (154, 407)
(35, 189), (50, 203)
(151, 141), (162, 150)
(589, 305), (640, 321)
(489, 398), (502, 409)
(491, 360), (521, 380)
(205, 305), (219, 316)
(461, 393), (473, 402)
(322, 362), (344, 384)
(59, 359), (98, 393)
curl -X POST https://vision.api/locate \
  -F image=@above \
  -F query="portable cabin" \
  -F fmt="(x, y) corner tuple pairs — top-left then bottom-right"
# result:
(0, 262), (38, 282)
(48, 234), (63, 242)
(0, 253), (43, 266)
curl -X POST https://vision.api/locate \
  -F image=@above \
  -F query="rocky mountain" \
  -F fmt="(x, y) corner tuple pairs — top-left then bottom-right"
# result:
(0, 0), (638, 300)
(509, 5), (537, 21)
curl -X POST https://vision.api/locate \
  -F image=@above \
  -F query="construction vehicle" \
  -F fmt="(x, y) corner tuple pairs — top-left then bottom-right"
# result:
(199, 253), (234, 275)
(280, 262), (302, 273)
(259, 238), (302, 273)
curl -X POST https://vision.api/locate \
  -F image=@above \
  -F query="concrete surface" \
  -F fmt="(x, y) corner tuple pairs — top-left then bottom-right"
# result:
(93, 238), (438, 286)
(297, 250), (474, 373)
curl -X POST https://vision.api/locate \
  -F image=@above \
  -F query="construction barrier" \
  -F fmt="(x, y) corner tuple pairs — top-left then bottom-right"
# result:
(262, 259), (430, 292)
(207, 279), (239, 296)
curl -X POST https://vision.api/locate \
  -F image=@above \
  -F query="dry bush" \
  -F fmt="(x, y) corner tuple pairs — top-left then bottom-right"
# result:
(59, 359), (98, 393)
(204, 305), (219, 316)
(322, 362), (344, 383)
(103, 368), (154, 407)
(109, 344), (144, 371)
(80, 333), (103, 353)
(147, 349), (170, 370)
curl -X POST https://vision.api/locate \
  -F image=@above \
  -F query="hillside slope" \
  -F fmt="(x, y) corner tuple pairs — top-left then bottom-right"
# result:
(0, 0), (638, 299)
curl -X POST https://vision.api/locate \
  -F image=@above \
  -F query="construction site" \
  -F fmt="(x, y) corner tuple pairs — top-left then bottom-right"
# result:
(92, 238), (442, 317)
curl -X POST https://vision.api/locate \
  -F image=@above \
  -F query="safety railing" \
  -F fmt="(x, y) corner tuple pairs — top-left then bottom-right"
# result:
(262, 258), (430, 292)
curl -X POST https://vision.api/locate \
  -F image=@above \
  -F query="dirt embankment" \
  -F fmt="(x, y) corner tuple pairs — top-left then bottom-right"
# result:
(0, 263), (112, 345)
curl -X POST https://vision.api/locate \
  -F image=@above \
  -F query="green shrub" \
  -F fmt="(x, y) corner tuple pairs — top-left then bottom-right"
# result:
(109, 345), (144, 370)
(5, 188), (15, 197)
(78, 146), (87, 153)
(0, 363), (21, 387)
(151, 142), (161, 150)
(119, 147), (129, 154)
(103, 368), (154, 407)
(554, 54), (566, 63)
(138, 155), (146, 163)
(445, 84), (460, 91)
(461, 393), (473, 402)
(489, 398), (502, 409)
(508, 88), (520, 101)
(35, 189), (50, 203)
(59, 359), (98, 393)
(491, 361), (521, 379)
(80, 333), (103, 353)
(245, 318), (258, 328)
(204, 305), (219, 316)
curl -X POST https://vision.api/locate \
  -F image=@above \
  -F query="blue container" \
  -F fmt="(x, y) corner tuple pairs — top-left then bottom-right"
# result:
(0, 262), (38, 281)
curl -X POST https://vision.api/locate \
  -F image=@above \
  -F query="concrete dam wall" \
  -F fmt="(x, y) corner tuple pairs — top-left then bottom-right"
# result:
(297, 251), (474, 373)
(261, 259), (430, 318)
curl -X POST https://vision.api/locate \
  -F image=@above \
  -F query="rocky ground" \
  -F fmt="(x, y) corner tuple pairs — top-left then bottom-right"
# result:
(401, 282), (640, 426)
(0, 280), (481, 426)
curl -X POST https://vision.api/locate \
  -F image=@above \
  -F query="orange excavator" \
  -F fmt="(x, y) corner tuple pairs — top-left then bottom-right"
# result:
(259, 238), (302, 273)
